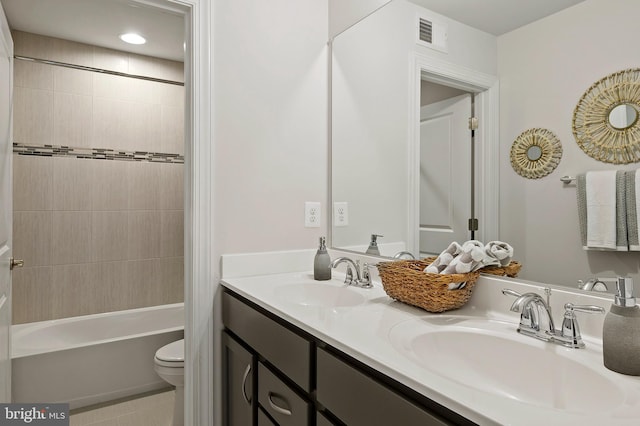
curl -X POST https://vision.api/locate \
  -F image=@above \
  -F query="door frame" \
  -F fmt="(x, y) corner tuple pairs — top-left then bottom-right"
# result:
(407, 52), (499, 255)
(136, 0), (215, 425)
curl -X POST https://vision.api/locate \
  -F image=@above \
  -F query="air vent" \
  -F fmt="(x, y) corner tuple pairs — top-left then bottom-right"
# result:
(416, 15), (448, 53)
(419, 18), (433, 44)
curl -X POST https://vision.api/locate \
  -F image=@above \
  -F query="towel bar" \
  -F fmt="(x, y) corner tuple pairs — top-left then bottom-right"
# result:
(560, 175), (575, 183)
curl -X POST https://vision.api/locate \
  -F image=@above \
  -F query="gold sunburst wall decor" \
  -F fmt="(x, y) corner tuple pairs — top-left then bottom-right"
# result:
(572, 68), (640, 164)
(510, 128), (563, 179)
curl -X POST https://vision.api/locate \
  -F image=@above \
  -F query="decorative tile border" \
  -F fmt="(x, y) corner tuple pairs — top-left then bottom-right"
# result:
(13, 143), (184, 164)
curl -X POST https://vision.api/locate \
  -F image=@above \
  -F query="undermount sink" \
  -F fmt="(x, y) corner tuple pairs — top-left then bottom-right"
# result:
(388, 316), (624, 413)
(273, 282), (366, 309)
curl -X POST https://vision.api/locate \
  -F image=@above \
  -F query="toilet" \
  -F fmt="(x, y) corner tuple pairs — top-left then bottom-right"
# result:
(154, 339), (184, 426)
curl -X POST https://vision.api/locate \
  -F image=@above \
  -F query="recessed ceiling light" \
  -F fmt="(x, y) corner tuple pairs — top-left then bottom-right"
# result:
(119, 33), (146, 45)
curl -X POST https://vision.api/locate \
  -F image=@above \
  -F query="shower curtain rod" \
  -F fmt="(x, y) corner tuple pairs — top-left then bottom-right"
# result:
(14, 55), (184, 86)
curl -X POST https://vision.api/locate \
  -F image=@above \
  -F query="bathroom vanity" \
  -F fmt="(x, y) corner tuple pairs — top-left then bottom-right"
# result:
(220, 269), (640, 426)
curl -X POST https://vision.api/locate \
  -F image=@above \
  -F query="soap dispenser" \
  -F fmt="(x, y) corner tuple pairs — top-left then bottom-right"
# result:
(313, 237), (331, 281)
(365, 234), (383, 255)
(603, 277), (640, 375)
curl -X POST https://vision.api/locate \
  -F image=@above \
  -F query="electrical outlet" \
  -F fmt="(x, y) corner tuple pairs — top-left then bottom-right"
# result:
(334, 202), (348, 226)
(305, 202), (321, 228)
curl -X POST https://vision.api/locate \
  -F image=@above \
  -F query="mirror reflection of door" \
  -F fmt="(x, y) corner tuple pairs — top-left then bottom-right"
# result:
(419, 82), (474, 257)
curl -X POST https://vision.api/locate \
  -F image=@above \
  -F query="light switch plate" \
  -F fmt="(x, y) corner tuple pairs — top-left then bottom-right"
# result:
(305, 202), (321, 228)
(334, 202), (348, 227)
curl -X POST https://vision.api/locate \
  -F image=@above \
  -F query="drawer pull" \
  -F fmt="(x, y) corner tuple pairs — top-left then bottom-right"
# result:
(241, 364), (252, 404)
(267, 392), (292, 416)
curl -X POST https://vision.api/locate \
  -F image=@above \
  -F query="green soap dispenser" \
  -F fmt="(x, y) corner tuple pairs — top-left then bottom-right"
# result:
(603, 277), (640, 375)
(313, 237), (331, 281)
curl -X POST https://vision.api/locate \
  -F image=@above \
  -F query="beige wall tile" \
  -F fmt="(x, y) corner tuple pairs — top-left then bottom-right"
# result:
(13, 211), (52, 267)
(127, 211), (161, 260)
(52, 157), (93, 211)
(160, 105), (184, 155)
(51, 263), (101, 318)
(134, 103), (162, 153)
(51, 211), (92, 265)
(128, 54), (184, 83)
(159, 257), (184, 304)
(13, 87), (53, 145)
(128, 162), (160, 210)
(157, 84), (184, 109)
(125, 259), (161, 308)
(53, 66), (92, 95)
(93, 46), (128, 74)
(51, 38), (94, 67)
(92, 160), (129, 211)
(128, 79), (161, 105)
(14, 60), (53, 90)
(92, 212), (128, 262)
(160, 211), (183, 258)
(12, 31), (54, 59)
(92, 97), (134, 151)
(94, 261), (129, 312)
(93, 73), (132, 101)
(11, 266), (53, 324)
(13, 154), (53, 211)
(159, 163), (183, 210)
(53, 93), (93, 148)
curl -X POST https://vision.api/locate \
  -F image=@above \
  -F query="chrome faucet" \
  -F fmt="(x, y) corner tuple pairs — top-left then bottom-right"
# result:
(502, 289), (555, 340)
(502, 288), (604, 348)
(392, 251), (415, 260)
(578, 278), (611, 292)
(330, 257), (373, 288)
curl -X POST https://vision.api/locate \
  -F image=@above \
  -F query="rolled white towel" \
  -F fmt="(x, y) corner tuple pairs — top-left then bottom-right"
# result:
(442, 240), (486, 274)
(424, 241), (462, 273)
(485, 241), (513, 267)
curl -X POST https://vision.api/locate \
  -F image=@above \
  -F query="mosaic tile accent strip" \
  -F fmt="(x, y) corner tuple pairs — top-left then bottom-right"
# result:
(13, 143), (184, 164)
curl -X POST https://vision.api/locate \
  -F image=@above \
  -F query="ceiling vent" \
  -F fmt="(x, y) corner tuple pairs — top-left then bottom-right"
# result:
(417, 16), (448, 53)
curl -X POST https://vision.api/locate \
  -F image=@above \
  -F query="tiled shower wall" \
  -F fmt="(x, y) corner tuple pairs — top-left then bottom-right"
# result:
(11, 31), (185, 324)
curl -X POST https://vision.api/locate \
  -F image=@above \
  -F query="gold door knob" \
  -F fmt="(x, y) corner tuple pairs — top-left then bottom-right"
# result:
(10, 258), (24, 270)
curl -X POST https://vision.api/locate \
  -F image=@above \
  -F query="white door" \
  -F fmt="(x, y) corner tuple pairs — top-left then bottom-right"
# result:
(0, 4), (13, 403)
(419, 94), (472, 255)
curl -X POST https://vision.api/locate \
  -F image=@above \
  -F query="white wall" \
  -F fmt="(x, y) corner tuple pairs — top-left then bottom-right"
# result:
(331, 0), (496, 253)
(213, 0), (328, 255)
(328, 0), (391, 39)
(498, 0), (640, 289)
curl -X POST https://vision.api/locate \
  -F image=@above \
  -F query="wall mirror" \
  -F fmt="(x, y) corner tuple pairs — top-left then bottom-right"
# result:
(330, 0), (499, 260)
(509, 128), (562, 180)
(572, 68), (640, 164)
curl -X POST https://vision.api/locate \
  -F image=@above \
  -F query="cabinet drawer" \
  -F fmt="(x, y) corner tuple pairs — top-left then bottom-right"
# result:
(258, 362), (311, 426)
(223, 291), (312, 392)
(258, 407), (277, 426)
(317, 348), (452, 426)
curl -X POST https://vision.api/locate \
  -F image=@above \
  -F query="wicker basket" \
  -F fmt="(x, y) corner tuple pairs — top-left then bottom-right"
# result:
(479, 260), (522, 278)
(376, 258), (480, 313)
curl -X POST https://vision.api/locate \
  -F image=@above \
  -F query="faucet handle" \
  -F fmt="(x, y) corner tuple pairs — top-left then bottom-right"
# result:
(501, 288), (522, 298)
(559, 303), (605, 348)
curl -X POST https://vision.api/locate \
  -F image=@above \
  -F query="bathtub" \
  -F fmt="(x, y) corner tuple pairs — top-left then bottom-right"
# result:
(11, 303), (184, 409)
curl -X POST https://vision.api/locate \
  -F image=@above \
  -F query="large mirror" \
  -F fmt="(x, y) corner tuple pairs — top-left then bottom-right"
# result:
(331, 0), (498, 260)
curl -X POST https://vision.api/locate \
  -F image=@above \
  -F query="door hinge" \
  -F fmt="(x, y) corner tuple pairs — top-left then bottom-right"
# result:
(468, 117), (478, 131)
(468, 218), (478, 232)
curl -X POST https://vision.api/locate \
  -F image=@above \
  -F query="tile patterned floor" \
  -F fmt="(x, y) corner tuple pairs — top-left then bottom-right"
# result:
(69, 389), (175, 426)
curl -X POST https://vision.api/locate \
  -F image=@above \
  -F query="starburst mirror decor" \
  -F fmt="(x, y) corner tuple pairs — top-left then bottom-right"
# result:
(510, 128), (562, 179)
(573, 68), (640, 164)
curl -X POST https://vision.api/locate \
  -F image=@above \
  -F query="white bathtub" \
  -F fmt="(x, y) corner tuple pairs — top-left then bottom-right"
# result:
(11, 303), (184, 409)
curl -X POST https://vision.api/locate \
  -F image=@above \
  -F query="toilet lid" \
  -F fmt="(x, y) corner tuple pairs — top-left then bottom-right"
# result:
(156, 339), (184, 363)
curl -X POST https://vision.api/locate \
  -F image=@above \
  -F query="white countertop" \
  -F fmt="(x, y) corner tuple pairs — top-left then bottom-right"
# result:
(221, 265), (640, 426)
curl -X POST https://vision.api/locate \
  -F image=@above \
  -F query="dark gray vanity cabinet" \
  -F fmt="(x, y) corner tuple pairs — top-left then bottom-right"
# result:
(222, 290), (314, 425)
(222, 331), (255, 425)
(222, 288), (474, 426)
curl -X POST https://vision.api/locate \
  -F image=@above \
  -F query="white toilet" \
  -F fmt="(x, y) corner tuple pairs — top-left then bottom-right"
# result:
(154, 339), (184, 426)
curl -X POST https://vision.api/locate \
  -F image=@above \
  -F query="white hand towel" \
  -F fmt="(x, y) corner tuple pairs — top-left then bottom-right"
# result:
(424, 241), (462, 273)
(633, 169), (640, 251)
(586, 170), (617, 250)
(442, 240), (486, 275)
(485, 241), (513, 267)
